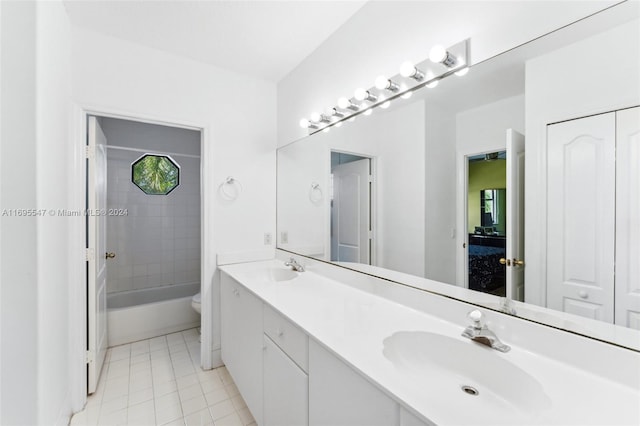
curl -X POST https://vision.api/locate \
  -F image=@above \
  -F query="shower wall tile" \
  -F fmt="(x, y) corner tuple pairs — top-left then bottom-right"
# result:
(106, 149), (201, 295)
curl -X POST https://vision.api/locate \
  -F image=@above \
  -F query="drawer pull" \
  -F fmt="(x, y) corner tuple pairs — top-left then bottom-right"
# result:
(233, 289), (239, 296)
(277, 329), (284, 337)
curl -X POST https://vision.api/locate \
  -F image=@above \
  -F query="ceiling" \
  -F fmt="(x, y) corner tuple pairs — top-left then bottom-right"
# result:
(64, 0), (367, 82)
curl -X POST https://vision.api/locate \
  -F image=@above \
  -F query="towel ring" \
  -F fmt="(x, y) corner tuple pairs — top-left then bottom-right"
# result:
(219, 176), (242, 201)
(309, 182), (323, 204)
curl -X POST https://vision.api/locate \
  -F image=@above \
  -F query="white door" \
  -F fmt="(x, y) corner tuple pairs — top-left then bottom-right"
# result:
(331, 158), (371, 264)
(87, 116), (108, 393)
(263, 336), (308, 426)
(506, 130), (525, 301)
(547, 112), (616, 322)
(615, 106), (640, 329)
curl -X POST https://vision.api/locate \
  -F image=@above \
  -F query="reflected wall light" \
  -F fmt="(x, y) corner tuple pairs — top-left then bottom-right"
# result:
(375, 75), (400, 92)
(337, 97), (360, 111)
(354, 88), (378, 102)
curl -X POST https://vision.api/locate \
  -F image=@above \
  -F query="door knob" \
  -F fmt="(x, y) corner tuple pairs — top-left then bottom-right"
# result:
(105, 252), (116, 259)
(512, 259), (525, 266)
(499, 258), (511, 266)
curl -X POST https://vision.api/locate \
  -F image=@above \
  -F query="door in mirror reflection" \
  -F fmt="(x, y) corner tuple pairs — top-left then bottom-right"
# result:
(467, 151), (507, 296)
(466, 130), (525, 301)
(330, 152), (372, 264)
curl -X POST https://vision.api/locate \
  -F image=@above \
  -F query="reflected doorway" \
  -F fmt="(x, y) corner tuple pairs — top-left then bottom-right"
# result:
(467, 151), (508, 296)
(330, 152), (373, 264)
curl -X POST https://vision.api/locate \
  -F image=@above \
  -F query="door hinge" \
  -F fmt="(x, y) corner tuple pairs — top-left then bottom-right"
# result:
(86, 350), (95, 364)
(368, 175), (373, 183)
(85, 145), (95, 159)
(86, 248), (94, 262)
(368, 230), (374, 240)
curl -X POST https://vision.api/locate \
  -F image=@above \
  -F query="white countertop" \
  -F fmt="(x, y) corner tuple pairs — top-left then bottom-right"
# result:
(219, 259), (640, 425)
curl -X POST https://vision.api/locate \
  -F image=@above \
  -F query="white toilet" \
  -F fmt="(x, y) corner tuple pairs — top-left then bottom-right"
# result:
(191, 292), (201, 314)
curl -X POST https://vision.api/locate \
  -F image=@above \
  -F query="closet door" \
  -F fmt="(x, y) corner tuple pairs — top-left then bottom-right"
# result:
(547, 112), (615, 322)
(615, 106), (640, 329)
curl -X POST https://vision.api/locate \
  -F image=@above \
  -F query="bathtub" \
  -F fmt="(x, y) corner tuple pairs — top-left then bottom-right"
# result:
(107, 282), (201, 346)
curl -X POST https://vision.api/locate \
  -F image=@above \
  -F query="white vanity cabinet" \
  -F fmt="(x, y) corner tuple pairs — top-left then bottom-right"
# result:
(262, 305), (309, 426)
(400, 408), (433, 426)
(263, 336), (308, 426)
(308, 339), (398, 426)
(220, 275), (263, 424)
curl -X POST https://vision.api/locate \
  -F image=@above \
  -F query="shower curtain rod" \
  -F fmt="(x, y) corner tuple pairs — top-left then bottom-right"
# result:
(106, 144), (201, 159)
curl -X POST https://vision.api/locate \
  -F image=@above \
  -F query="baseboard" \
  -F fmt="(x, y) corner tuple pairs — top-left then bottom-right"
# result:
(210, 348), (223, 368)
(54, 393), (72, 426)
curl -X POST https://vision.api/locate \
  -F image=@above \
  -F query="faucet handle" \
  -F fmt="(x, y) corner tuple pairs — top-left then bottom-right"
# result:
(467, 310), (484, 328)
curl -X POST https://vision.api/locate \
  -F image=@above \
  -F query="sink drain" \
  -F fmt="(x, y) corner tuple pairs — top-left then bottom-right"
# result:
(461, 385), (479, 396)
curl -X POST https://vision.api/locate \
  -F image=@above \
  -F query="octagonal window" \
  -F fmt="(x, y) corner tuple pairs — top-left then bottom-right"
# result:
(132, 154), (180, 195)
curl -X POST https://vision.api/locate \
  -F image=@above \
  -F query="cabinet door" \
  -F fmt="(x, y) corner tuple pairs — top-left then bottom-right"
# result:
(400, 407), (434, 426)
(615, 106), (640, 329)
(547, 112), (615, 322)
(309, 340), (398, 426)
(220, 274), (263, 424)
(263, 335), (308, 426)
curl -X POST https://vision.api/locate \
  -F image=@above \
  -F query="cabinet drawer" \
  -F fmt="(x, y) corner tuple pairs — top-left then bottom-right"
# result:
(263, 305), (308, 372)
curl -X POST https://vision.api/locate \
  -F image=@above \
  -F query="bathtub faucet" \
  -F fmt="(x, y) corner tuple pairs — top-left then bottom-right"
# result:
(284, 257), (305, 272)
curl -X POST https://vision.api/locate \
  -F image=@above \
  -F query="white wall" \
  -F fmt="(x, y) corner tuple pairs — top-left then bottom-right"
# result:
(71, 27), (277, 368)
(525, 18), (640, 305)
(425, 101), (457, 284)
(456, 95), (525, 155)
(102, 118), (201, 296)
(277, 1), (618, 147)
(0, 1), (72, 424)
(0, 1), (38, 424)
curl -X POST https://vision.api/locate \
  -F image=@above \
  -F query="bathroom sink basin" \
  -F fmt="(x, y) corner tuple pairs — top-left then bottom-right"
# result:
(383, 331), (551, 416)
(268, 267), (299, 282)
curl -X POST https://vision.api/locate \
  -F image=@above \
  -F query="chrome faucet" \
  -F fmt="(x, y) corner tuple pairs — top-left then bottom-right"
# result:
(462, 310), (511, 352)
(284, 257), (305, 272)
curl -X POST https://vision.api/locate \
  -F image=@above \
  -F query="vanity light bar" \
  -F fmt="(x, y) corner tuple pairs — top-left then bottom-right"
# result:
(299, 39), (470, 134)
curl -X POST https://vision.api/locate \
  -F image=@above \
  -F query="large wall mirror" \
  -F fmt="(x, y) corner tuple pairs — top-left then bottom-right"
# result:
(277, 2), (640, 350)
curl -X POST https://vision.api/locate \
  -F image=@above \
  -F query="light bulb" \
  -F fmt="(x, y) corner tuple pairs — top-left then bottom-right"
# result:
(338, 97), (359, 111)
(400, 61), (417, 78)
(400, 61), (424, 80)
(401, 91), (413, 100)
(455, 67), (469, 77)
(429, 44), (456, 67)
(354, 88), (367, 101)
(322, 127), (330, 133)
(354, 88), (377, 103)
(310, 112), (321, 122)
(363, 108), (373, 116)
(348, 117), (356, 122)
(380, 101), (391, 109)
(375, 76), (389, 90)
(429, 45), (447, 63)
(326, 107), (344, 118)
(337, 97), (351, 109)
(335, 122), (342, 128)
(299, 118), (310, 128)
(426, 80), (439, 89)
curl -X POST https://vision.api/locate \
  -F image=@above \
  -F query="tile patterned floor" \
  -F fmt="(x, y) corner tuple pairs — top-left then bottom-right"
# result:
(70, 329), (256, 426)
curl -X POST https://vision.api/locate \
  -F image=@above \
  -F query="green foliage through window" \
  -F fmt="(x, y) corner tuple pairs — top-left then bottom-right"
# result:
(132, 154), (180, 195)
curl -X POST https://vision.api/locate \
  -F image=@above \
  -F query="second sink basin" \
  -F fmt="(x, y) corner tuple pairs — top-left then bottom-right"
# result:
(382, 331), (551, 418)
